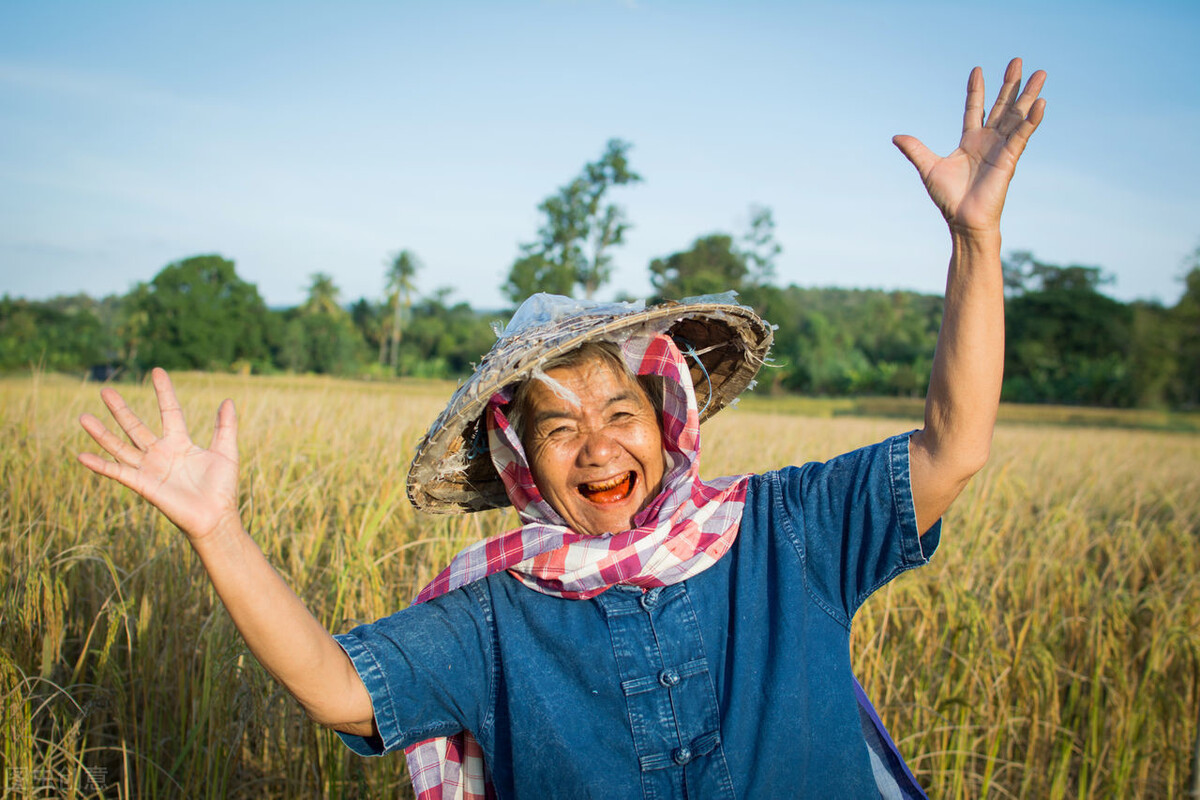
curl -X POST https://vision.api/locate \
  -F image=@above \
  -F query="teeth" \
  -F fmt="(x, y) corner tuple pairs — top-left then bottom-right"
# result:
(584, 474), (628, 492)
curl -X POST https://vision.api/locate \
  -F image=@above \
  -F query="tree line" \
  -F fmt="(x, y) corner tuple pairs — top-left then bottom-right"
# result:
(0, 254), (503, 381)
(2, 140), (1198, 409)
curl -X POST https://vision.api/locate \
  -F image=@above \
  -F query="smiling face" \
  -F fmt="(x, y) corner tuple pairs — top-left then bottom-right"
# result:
(520, 356), (666, 537)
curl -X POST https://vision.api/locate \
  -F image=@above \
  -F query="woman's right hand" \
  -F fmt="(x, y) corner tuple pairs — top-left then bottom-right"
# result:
(79, 367), (241, 543)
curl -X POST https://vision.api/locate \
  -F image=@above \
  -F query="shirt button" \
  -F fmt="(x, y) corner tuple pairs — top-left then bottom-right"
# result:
(673, 747), (692, 766)
(658, 669), (680, 687)
(639, 590), (660, 611)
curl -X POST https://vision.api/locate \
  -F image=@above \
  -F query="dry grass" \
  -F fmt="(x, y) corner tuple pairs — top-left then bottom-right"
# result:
(3, 372), (1198, 798)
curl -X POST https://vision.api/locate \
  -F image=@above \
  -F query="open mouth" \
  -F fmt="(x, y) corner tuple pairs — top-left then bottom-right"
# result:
(577, 472), (636, 504)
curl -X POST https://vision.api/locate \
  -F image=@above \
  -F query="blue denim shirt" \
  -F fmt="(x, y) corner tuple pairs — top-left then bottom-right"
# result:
(336, 433), (940, 798)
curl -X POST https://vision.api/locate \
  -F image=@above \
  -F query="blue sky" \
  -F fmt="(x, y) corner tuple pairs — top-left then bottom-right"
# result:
(2, 1), (1198, 311)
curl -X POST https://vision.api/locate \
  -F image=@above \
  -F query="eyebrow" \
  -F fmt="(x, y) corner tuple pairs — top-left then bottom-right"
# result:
(531, 390), (642, 427)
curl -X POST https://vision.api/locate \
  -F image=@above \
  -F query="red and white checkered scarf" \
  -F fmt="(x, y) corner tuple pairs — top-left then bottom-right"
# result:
(403, 333), (749, 800)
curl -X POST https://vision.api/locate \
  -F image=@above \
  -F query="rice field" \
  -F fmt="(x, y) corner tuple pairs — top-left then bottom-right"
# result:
(3, 371), (1198, 798)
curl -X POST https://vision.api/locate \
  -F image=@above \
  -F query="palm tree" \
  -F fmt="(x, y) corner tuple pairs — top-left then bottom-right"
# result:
(302, 273), (343, 317)
(384, 250), (420, 371)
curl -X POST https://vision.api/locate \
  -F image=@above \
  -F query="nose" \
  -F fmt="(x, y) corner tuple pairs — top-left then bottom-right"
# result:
(576, 426), (620, 466)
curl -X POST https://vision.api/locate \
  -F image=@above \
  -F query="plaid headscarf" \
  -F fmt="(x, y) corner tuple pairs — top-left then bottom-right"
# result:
(404, 333), (750, 800)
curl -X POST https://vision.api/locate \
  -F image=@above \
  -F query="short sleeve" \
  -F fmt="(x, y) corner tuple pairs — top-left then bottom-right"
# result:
(777, 431), (940, 623)
(332, 581), (495, 756)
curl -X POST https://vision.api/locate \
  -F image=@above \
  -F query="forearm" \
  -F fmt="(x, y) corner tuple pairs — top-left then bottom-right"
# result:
(911, 228), (1004, 528)
(190, 519), (375, 735)
(925, 227), (1004, 460)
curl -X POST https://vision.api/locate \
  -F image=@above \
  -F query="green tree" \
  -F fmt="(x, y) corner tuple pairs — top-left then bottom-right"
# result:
(1128, 300), (1177, 408)
(301, 272), (343, 317)
(740, 205), (781, 287)
(393, 288), (503, 378)
(0, 294), (114, 372)
(135, 255), (272, 371)
(504, 139), (642, 303)
(743, 285), (939, 397)
(504, 252), (577, 303)
(280, 317), (310, 372)
(116, 284), (151, 374)
(350, 297), (386, 365)
(288, 273), (364, 374)
(1002, 253), (1134, 406)
(383, 250), (420, 372)
(1171, 250), (1200, 407)
(649, 205), (780, 302)
(649, 234), (749, 301)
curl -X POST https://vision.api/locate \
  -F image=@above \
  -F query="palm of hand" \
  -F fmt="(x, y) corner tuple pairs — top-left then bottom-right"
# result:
(134, 429), (239, 539)
(79, 368), (241, 542)
(924, 127), (1021, 231)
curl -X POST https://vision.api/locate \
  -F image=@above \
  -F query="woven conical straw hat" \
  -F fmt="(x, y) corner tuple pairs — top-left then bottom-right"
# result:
(407, 293), (774, 514)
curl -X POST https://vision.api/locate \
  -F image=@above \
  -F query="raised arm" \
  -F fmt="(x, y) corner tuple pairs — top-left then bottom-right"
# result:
(893, 58), (1046, 532)
(78, 368), (375, 735)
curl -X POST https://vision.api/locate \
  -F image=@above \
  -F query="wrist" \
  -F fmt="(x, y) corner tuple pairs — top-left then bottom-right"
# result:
(188, 511), (250, 556)
(948, 225), (1002, 254)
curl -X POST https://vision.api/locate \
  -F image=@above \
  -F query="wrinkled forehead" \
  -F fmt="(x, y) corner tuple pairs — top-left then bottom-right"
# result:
(505, 340), (665, 442)
(526, 354), (647, 411)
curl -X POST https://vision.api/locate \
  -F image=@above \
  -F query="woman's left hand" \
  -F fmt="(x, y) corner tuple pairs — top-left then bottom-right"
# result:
(893, 57), (1046, 235)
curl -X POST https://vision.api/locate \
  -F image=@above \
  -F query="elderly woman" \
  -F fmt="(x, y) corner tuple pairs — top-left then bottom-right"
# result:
(78, 59), (1045, 798)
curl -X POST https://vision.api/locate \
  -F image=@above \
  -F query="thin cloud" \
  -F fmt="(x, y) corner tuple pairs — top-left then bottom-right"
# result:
(0, 61), (226, 116)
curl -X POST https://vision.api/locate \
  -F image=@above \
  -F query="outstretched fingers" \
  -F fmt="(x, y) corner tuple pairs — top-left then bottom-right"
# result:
(984, 58), (1023, 129)
(961, 66), (985, 133)
(1010, 70), (1047, 128)
(77, 449), (141, 490)
(892, 134), (939, 181)
(209, 399), (239, 462)
(100, 386), (157, 450)
(1003, 96), (1047, 162)
(152, 367), (189, 439)
(897, 57), (1045, 232)
(79, 412), (144, 467)
(995, 67), (1046, 160)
